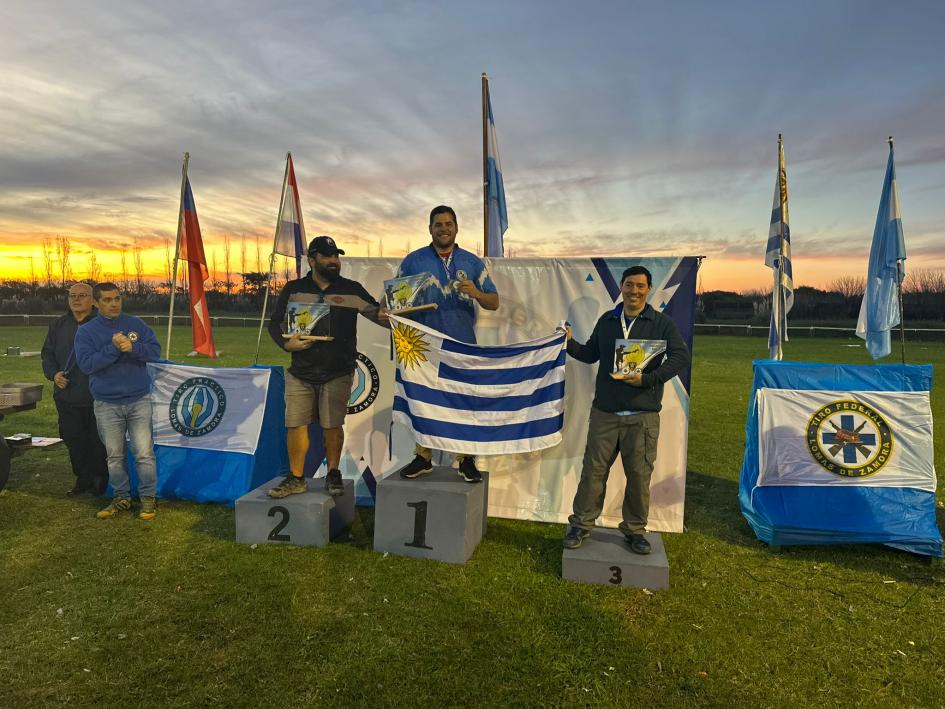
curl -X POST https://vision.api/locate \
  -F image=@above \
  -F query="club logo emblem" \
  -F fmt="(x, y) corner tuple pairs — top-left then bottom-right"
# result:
(806, 400), (893, 478)
(348, 352), (380, 414)
(169, 377), (227, 437)
(127, 331), (139, 342)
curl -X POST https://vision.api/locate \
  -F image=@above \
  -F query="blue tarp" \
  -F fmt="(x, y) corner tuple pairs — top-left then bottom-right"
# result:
(739, 360), (942, 557)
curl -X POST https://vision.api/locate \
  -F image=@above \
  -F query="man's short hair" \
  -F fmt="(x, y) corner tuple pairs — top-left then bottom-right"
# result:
(93, 282), (120, 300)
(429, 205), (458, 227)
(621, 266), (652, 287)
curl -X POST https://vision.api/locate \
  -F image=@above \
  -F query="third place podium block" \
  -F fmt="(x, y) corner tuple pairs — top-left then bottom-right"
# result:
(235, 476), (355, 547)
(373, 466), (488, 564)
(562, 528), (669, 590)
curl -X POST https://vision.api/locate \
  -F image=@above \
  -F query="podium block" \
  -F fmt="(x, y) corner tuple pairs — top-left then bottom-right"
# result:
(235, 477), (354, 547)
(373, 466), (486, 564)
(562, 528), (669, 590)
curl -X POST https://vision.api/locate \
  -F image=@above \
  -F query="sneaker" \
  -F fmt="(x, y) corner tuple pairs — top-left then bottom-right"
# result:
(96, 498), (132, 519)
(398, 455), (433, 479)
(563, 526), (590, 549)
(626, 533), (651, 555)
(326, 469), (344, 497)
(138, 496), (157, 521)
(457, 457), (482, 483)
(267, 475), (307, 498)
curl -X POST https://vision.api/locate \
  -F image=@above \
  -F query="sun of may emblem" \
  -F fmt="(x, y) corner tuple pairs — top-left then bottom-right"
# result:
(393, 322), (429, 370)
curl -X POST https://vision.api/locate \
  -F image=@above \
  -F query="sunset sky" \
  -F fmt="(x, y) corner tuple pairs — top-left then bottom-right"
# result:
(1, 1), (943, 292)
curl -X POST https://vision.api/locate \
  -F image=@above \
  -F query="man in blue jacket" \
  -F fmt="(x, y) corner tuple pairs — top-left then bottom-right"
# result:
(562, 266), (690, 554)
(74, 282), (161, 520)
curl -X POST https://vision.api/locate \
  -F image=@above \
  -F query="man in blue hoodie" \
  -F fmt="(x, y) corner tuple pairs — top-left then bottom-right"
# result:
(74, 282), (161, 520)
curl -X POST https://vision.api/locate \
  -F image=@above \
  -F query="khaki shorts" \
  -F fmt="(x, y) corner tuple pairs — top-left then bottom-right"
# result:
(284, 371), (353, 429)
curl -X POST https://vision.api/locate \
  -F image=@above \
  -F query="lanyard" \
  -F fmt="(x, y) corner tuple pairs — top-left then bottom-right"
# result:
(621, 314), (637, 340)
(434, 246), (456, 281)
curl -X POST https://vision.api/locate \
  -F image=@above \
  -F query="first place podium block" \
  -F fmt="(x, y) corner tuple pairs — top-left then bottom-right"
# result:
(373, 466), (487, 564)
(235, 476), (355, 547)
(562, 528), (669, 590)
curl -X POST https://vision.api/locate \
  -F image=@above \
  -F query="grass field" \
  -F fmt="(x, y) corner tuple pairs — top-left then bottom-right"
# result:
(1, 326), (943, 707)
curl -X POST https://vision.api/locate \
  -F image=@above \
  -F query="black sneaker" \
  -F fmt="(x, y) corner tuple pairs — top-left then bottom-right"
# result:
(457, 457), (482, 483)
(398, 455), (433, 479)
(326, 469), (344, 497)
(563, 526), (590, 549)
(267, 474), (307, 498)
(626, 533), (651, 555)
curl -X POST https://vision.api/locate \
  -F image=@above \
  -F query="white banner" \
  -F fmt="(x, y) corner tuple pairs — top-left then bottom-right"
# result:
(757, 387), (935, 491)
(337, 256), (695, 533)
(149, 363), (270, 455)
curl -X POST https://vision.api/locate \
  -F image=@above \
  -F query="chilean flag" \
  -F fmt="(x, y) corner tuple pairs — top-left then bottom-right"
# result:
(273, 153), (307, 278)
(178, 178), (217, 357)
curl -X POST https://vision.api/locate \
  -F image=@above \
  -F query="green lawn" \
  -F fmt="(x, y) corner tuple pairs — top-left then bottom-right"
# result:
(1, 327), (943, 707)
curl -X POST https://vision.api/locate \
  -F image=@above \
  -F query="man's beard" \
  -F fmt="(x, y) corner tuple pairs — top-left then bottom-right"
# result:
(315, 264), (341, 282)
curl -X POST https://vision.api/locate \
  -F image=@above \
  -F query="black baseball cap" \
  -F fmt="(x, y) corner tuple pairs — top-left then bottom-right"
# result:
(307, 235), (345, 256)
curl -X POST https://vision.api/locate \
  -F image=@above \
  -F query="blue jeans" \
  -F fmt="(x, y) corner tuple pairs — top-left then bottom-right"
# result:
(94, 396), (156, 499)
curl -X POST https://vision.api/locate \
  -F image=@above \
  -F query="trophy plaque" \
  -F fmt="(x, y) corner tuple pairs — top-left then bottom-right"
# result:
(284, 300), (334, 341)
(611, 339), (667, 379)
(384, 273), (438, 315)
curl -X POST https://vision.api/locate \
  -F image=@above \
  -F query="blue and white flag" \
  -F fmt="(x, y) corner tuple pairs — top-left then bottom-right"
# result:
(856, 141), (907, 359)
(485, 81), (508, 258)
(764, 136), (793, 360)
(389, 315), (565, 455)
(149, 362), (270, 455)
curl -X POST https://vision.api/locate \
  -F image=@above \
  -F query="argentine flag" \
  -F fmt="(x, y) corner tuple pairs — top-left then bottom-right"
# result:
(390, 315), (566, 455)
(485, 81), (508, 258)
(856, 140), (907, 360)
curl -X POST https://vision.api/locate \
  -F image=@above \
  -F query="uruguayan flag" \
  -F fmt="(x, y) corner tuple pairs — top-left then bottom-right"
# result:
(389, 315), (565, 455)
(764, 136), (793, 360)
(149, 363), (269, 455)
(485, 82), (508, 258)
(856, 140), (907, 360)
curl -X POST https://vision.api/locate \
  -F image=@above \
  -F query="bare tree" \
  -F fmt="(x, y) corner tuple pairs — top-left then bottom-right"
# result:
(378, 238), (383, 258)
(223, 235), (233, 295)
(28, 255), (37, 294)
(255, 235), (262, 272)
(120, 247), (129, 290)
(829, 275), (866, 299)
(133, 238), (144, 294)
(56, 235), (72, 287)
(86, 252), (102, 283)
(42, 238), (55, 287)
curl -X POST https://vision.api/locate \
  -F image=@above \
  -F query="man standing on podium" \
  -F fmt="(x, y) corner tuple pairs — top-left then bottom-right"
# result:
(267, 236), (388, 499)
(395, 205), (499, 483)
(562, 266), (689, 554)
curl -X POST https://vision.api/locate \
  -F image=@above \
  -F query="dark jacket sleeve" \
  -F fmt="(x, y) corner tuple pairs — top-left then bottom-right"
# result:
(267, 284), (291, 350)
(640, 315), (690, 388)
(41, 320), (60, 381)
(566, 316), (602, 364)
(127, 323), (161, 362)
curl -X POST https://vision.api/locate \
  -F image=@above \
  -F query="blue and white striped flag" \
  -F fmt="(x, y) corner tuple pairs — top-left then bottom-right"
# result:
(389, 315), (566, 455)
(856, 140), (907, 360)
(764, 136), (793, 360)
(485, 80), (508, 258)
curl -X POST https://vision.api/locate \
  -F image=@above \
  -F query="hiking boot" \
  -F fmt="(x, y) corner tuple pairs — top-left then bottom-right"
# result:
(267, 475), (307, 498)
(96, 498), (132, 519)
(625, 533), (651, 555)
(398, 455), (433, 479)
(563, 526), (590, 549)
(457, 457), (482, 483)
(326, 469), (344, 497)
(138, 496), (157, 521)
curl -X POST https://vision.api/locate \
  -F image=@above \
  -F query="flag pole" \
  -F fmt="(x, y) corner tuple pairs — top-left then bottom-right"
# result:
(891, 135), (906, 364)
(253, 153), (291, 365)
(166, 152), (189, 357)
(482, 72), (489, 257)
(775, 134), (785, 360)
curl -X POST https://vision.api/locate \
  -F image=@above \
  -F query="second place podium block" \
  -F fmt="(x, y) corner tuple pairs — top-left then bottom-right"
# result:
(373, 466), (487, 564)
(235, 476), (355, 547)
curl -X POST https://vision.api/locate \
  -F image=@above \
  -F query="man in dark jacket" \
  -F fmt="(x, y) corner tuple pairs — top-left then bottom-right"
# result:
(41, 282), (108, 496)
(563, 266), (690, 554)
(267, 236), (388, 498)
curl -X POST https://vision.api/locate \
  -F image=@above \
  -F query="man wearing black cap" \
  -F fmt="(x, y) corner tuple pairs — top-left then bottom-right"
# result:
(267, 236), (389, 498)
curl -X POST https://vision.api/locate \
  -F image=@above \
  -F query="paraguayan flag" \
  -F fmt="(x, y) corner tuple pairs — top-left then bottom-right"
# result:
(389, 315), (566, 456)
(149, 363), (270, 455)
(756, 387), (935, 492)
